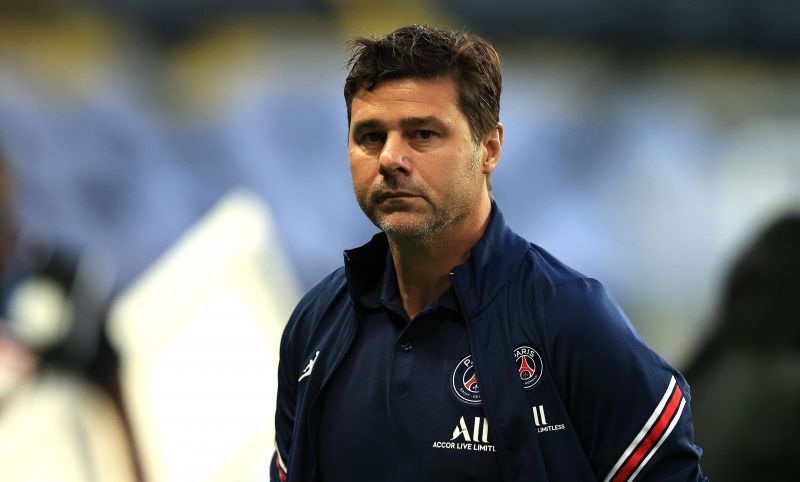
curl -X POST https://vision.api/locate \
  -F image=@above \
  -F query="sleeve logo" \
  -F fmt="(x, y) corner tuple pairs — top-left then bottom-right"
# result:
(298, 350), (320, 382)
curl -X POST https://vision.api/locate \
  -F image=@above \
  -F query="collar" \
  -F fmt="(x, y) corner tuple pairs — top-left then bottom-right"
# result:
(354, 246), (460, 315)
(449, 201), (530, 317)
(343, 201), (529, 318)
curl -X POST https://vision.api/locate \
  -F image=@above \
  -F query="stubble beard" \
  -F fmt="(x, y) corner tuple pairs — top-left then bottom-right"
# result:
(357, 150), (483, 247)
(370, 201), (445, 246)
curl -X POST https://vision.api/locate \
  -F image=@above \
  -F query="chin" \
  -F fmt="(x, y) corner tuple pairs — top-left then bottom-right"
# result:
(376, 213), (438, 239)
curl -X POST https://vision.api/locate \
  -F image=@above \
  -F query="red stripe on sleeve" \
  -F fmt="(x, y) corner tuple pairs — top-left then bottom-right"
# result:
(275, 453), (288, 482)
(612, 384), (683, 482)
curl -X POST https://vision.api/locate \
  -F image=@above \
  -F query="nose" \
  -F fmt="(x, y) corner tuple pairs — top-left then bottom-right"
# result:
(378, 132), (411, 177)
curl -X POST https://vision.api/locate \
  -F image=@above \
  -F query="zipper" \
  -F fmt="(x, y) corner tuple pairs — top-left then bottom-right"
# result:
(450, 272), (552, 482)
(449, 271), (493, 426)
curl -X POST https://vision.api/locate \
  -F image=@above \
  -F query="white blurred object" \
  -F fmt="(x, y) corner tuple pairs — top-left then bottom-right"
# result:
(6, 277), (73, 351)
(0, 371), (136, 482)
(109, 190), (299, 482)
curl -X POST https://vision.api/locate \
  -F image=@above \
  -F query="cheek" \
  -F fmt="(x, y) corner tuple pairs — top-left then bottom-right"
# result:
(348, 157), (370, 191)
(347, 148), (360, 178)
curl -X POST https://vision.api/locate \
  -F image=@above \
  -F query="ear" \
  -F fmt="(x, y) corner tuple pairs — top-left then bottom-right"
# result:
(481, 122), (503, 175)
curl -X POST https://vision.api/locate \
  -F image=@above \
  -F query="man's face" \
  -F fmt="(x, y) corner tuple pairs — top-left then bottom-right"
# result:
(348, 76), (493, 241)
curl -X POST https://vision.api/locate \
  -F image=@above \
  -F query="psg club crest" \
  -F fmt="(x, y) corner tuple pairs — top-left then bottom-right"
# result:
(514, 345), (543, 390)
(451, 345), (544, 404)
(451, 354), (482, 405)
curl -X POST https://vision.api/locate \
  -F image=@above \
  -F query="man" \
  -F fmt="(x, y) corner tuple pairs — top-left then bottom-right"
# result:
(272, 25), (706, 482)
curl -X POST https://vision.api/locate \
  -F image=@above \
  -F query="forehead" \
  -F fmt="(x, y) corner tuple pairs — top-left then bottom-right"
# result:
(349, 77), (464, 126)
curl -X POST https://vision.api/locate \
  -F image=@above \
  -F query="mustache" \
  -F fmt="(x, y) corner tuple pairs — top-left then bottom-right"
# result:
(369, 180), (428, 203)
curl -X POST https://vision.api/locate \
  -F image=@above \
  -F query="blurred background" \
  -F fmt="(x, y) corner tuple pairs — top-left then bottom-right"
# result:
(0, 0), (798, 480)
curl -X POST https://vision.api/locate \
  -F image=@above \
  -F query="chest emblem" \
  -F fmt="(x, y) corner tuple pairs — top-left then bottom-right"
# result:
(451, 345), (544, 404)
(514, 345), (544, 390)
(451, 354), (482, 405)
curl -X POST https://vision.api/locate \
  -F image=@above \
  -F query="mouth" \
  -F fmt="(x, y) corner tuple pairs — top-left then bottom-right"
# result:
(375, 191), (421, 202)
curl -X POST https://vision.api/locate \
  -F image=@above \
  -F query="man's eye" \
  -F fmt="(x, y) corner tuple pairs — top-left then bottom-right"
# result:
(361, 132), (386, 144)
(415, 130), (435, 140)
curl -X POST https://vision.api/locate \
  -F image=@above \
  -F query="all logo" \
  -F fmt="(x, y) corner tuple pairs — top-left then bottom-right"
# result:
(432, 405), (564, 453)
(450, 345), (544, 404)
(432, 415), (495, 452)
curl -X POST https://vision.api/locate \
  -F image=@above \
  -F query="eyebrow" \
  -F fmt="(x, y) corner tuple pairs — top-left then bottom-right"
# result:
(351, 116), (449, 136)
(400, 116), (448, 130)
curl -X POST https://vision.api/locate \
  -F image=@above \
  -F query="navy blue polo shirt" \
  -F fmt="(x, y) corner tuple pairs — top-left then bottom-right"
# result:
(317, 252), (502, 481)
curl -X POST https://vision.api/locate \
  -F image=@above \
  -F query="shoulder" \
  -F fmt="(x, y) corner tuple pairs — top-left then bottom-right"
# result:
(515, 244), (615, 323)
(518, 244), (662, 388)
(542, 276), (648, 375)
(526, 243), (588, 285)
(281, 267), (350, 347)
(292, 267), (348, 318)
(521, 244), (635, 338)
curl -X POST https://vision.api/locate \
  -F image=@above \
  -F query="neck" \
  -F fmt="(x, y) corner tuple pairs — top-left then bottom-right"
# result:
(388, 198), (492, 319)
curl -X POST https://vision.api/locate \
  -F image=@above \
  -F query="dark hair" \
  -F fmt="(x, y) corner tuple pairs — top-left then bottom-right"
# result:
(344, 25), (502, 143)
